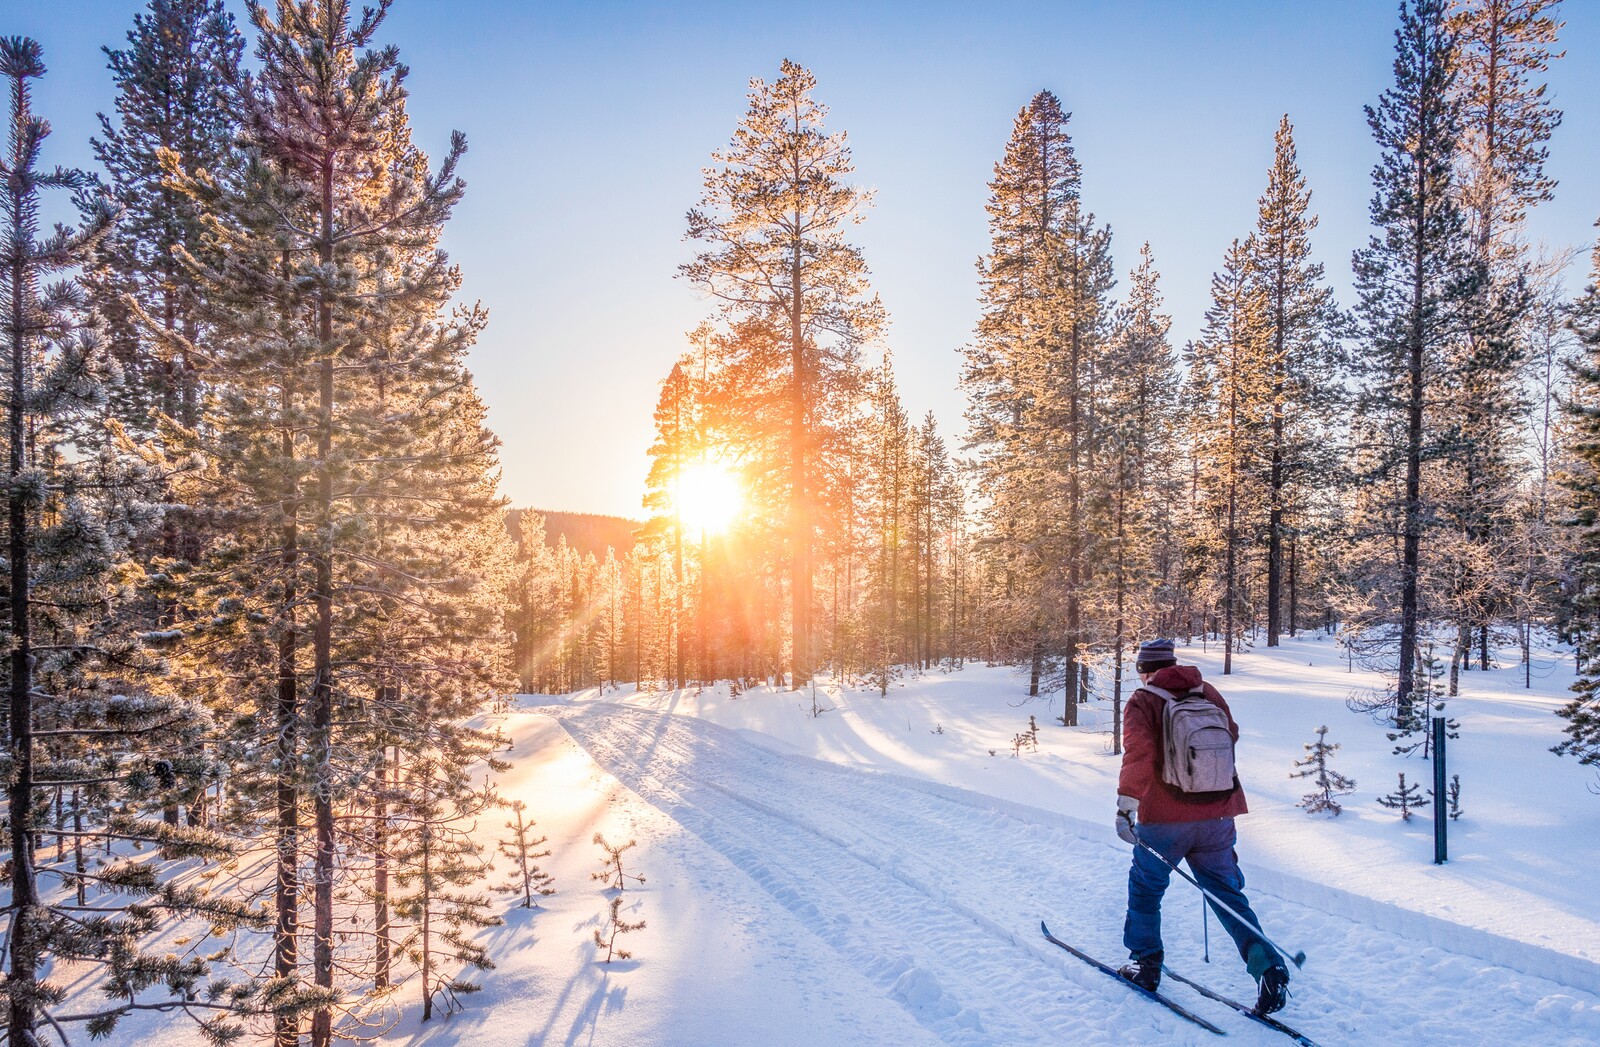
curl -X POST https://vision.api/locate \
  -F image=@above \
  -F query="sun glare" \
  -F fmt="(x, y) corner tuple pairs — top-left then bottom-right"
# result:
(675, 462), (742, 536)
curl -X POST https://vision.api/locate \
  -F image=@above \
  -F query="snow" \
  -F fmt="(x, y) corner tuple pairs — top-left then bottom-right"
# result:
(122, 633), (1600, 1045)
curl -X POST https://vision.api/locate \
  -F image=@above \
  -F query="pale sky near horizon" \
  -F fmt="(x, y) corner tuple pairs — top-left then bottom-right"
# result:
(13, 0), (1600, 520)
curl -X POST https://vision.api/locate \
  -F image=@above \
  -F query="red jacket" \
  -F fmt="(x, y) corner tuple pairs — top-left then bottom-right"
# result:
(1118, 664), (1248, 824)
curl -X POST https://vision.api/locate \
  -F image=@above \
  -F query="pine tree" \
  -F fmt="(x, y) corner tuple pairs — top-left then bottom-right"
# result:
(1291, 726), (1357, 814)
(495, 799), (555, 908)
(1556, 239), (1600, 767)
(1440, 0), (1564, 675)
(157, 2), (509, 1040)
(593, 895), (645, 964)
(390, 750), (502, 1023)
(90, 0), (243, 440)
(1448, 0), (1564, 259)
(1249, 116), (1342, 646)
(865, 356), (911, 694)
(1189, 238), (1270, 675)
(907, 412), (961, 671)
(682, 60), (885, 690)
(1, 37), (258, 1045)
(1096, 243), (1179, 749)
(642, 359), (695, 689)
(1353, 0), (1485, 722)
(961, 90), (1114, 719)
(1377, 771), (1431, 820)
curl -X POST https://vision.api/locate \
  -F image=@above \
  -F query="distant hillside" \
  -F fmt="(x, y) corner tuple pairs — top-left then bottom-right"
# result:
(507, 508), (641, 559)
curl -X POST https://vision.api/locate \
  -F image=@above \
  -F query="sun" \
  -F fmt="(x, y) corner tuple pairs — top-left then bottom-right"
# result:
(675, 462), (742, 536)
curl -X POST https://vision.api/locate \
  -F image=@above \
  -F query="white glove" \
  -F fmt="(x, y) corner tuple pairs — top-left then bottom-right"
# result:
(1115, 795), (1140, 845)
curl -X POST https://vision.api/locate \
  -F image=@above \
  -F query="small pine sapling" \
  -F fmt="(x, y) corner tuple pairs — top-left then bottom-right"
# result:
(592, 833), (646, 891)
(496, 800), (555, 908)
(1448, 774), (1463, 820)
(1377, 772), (1430, 821)
(1027, 715), (1040, 751)
(593, 895), (645, 963)
(1387, 644), (1459, 757)
(1011, 733), (1026, 757)
(1290, 725), (1356, 815)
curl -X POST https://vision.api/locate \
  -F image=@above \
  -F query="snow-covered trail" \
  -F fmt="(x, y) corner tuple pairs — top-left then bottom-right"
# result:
(544, 700), (1600, 1047)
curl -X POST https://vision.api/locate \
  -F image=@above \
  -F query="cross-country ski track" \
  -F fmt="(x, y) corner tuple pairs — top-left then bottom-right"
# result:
(503, 699), (1600, 1047)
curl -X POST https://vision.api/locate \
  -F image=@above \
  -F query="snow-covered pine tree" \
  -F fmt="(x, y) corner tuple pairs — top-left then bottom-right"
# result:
(1556, 238), (1600, 768)
(1189, 238), (1271, 675)
(232, 5), (510, 1041)
(1378, 771), (1431, 820)
(593, 895), (645, 964)
(591, 833), (646, 891)
(90, 0), (243, 441)
(1388, 642), (1460, 757)
(0, 37), (258, 1045)
(1095, 243), (1179, 750)
(1291, 725), (1357, 814)
(509, 512), (563, 691)
(642, 359), (695, 689)
(907, 412), (961, 671)
(682, 60), (885, 690)
(90, 0), (252, 840)
(1440, 0), (1565, 676)
(865, 356), (911, 695)
(159, 2), (509, 1040)
(961, 90), (1114, 719)
(1249, 116), (1342, 646)
(1353, 0), (1485, 724)
(390, 746), (502, 1022)
(496, 799), (554, 908)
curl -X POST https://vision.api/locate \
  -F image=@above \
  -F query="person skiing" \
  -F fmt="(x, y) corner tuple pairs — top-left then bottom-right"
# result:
(1114, 638), (1291, 1015)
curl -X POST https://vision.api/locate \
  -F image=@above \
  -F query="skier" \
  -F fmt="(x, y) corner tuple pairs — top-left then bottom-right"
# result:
(1114, 638), (1291, 1015)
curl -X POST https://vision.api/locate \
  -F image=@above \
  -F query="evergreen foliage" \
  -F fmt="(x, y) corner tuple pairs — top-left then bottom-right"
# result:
(593, 895), (645, 964)
(1291, 725), (1357, 815)
(1378, 771), (1431, 820)
(495, 799), (555, 908)
(681, 59), (886, 690)
(0, 35), (261, 1046)
(1556, 240), (1600, 766)
(960, 90), (1114, 721)
(1351, 0), (1486, 723)
(591, 833), (646, 892)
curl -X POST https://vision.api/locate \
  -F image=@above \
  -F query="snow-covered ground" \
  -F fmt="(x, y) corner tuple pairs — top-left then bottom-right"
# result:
(127, 634), (1600, 1045)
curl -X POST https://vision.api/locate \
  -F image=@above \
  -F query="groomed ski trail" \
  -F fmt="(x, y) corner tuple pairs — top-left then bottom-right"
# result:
(542, 700), (1600, 1047)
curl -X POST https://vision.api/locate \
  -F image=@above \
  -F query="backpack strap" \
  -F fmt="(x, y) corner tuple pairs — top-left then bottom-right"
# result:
(1140, 684), (1206, 704)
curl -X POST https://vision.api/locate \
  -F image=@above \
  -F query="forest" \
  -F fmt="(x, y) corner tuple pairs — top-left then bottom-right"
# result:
(2, 0), (1599, 1044)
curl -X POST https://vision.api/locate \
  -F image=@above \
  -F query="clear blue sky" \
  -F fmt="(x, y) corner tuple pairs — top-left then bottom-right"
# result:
(14, 1), (1600, 519)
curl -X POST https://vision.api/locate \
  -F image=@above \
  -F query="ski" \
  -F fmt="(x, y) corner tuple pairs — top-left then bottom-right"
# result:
(1161, 965), (1320, 1047)
(1039, 921), (1226, 1035)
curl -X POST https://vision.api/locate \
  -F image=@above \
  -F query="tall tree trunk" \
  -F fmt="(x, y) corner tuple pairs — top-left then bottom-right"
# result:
(373, 735), (392, 991)
(310, 152), (337, 1047)
(1397, 163), (1428, 725)
(788, 156), (811, 690)
(1266, 227), (1288, 647)
(7, 190), (40, 1042)
(274, 401), (300, 1047)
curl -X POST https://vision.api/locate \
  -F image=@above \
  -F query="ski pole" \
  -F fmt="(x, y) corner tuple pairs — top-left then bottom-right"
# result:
(1131, 827), (1306, 970)
(1202, 897), (1210, 963)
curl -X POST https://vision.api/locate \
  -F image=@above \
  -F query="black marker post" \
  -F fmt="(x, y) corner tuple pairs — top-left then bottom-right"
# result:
(1433, 715), (1448, 865)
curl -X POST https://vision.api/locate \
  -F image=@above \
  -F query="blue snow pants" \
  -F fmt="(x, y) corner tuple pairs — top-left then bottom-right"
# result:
(1123, 817), (1276, 978)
